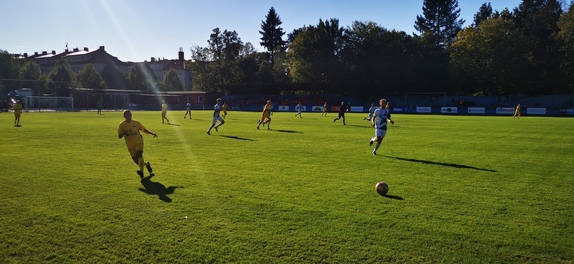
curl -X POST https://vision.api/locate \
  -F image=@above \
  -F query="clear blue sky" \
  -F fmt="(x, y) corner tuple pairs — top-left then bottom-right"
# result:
(1, 0), (523, 62)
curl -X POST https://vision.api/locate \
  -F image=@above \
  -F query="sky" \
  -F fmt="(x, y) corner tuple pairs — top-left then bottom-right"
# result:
(1, 0), (524, 62)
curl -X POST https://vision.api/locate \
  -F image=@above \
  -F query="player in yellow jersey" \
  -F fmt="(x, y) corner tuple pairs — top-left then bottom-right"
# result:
(161, 100), (170, 124)
(118, 110), (158, 179)
(222, 101), (228, 119)
(321, 102), (328, 116)
(257, 100), (273, 130)
(385, 101), (389, 110)
(513, 104), (521, 119)
(13, 100), (23, 126)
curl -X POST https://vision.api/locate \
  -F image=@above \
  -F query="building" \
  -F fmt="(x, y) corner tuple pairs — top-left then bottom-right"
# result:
(23, 46), (192, 91)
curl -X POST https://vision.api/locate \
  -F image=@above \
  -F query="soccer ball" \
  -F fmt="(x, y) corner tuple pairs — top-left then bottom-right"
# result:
(375, 182), (389, 196)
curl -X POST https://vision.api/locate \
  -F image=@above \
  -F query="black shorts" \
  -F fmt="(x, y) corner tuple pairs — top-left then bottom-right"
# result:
(338, 112), (345, 118)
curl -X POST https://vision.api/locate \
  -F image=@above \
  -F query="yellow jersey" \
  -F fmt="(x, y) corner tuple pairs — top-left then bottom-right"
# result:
(13, 103), (23, 114)
(118, 120), (146, 146)
(162, 103), (168, 112)
(262, 104), (272, 119)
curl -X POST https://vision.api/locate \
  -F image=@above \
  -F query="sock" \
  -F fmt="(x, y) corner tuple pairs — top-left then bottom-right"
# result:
(138, 158), (145, 172)
(374, 143), (381, 153)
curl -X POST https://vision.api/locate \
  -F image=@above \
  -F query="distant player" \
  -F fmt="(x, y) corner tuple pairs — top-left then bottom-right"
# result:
(13, 100), (23, 126)
(333, 102), (346, 125)
(321, 102), (328, 116)
(207, 98), (225, 135)
(513, 104), (521, 119)
(363, 103), (375, 121)
(222, 102), (228, 119)
(184, 102), (192, 119)
(257, 100), (273, 130)
(97, 101), (103, 115)
(118, 110), (157, 179)
(161, 100), (170, 124)
(295, 102), (302, 118)
(369, 98), (394, 156)
(385, 101), (390, 110)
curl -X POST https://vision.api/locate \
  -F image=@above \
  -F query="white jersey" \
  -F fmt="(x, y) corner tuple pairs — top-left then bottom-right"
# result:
(213, 104), (222, 117)
(186, 103), (191, 111)
(373, 108), (391, 130)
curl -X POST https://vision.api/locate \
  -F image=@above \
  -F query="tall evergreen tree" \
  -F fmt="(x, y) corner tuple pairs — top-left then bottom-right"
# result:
(473, 2), (494, 27)
(259, 7), (286, 64)
(414, 0), (465, 47)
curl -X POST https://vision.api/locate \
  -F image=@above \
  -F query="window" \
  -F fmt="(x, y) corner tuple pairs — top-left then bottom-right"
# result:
(196, 96), (202, 103)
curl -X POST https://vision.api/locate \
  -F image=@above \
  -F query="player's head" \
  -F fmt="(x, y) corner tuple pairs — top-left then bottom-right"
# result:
(380, 98), (387, 106)
(267, 100), (271, 105)
(123, 110), (132, 120)
(216, 98), (222, 103)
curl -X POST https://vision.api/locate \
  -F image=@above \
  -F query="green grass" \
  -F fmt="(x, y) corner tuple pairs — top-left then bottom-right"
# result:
(0, 110), (573, 263)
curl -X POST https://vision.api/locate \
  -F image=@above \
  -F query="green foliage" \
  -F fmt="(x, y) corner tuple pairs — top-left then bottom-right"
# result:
(259, 6), (286, 64)
(48, 58), (76, 96)
(126, 63), (158, 91)
(76, 64), (107, 90)
(414, 0), (465, 47)
(101, 64), (127, 89)
(162, 69), (184, 91)
(0, 111), (573, 263)
(451, 17), (527, 95)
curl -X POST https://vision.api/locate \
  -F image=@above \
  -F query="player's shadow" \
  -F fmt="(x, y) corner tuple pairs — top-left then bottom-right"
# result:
(384, 155), (497, 172)
(139, 175), (183, 202)
(166, 123), (180, 126)
(220, 135), (255, 141)
(272, 129), (303, 134)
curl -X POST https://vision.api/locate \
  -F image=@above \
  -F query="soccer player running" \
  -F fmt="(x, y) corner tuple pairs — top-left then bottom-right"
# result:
(333, 101), (346, 125)
(207, 98), (225, 135)
(161, 100), (170, 124)
(513, 104), (521, 119)
(295, 101), (302, 118)
(13, 100), (23, 126)
(363, 103), (375, 121)
(184, 102), (192, 119)
(257, 100), (273, 130)
(222, 102), (228, 119)
(321, 102), (328, 116)
(118, 110), (158, 178)
(369, 98), (394, 156)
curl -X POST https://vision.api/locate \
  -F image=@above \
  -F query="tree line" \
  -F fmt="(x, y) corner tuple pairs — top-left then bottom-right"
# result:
(2, 0), (574, 97)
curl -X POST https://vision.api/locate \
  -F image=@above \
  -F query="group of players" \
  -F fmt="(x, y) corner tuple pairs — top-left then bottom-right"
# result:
(118, 97), (394, 179)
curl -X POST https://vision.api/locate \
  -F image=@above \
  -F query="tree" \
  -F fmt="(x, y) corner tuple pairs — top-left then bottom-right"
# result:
(208, 28), (244, 85)
(19, 60), (49, 95)
(513, 0), (563, 94)
(286, 19), (347, 93)
(101, 64), (126, 89)
(76, 64), (107, 90)
(557, 1), (574, 93)
(189, 45), (215, 91)
(259, 7), (286, 64)
(414, 0), (465, 47)
(162, 69), (184, 91)
(48, 58), (75, 96)
(451, 17), (527, 95)
(126, 64), (150, 91)
(473, 2), (494, 27)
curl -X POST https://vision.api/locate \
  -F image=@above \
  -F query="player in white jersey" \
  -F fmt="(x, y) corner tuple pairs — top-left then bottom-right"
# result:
(369, 98), (394, 155)
(184, 102), (192, 119)
(207, 98), (225, 135)
(363, 103), (376, 120)
(294, 102), (302, 118)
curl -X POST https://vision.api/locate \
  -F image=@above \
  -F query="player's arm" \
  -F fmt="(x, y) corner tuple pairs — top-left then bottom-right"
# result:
(387, 113), (395, 124)
(118, 126), (127, 139)
(140, 125), (158, 138)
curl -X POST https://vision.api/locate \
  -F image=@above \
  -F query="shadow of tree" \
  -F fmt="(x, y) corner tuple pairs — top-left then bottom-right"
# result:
(384, 155), (497, 172)
(139, 175), (183, 203)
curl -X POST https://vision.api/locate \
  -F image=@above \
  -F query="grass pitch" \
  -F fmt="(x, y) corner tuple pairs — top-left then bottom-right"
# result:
(0, 110), (573, 263)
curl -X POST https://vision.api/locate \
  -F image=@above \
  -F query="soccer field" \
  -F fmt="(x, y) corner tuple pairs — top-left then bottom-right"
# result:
(0, 110), (573, 263)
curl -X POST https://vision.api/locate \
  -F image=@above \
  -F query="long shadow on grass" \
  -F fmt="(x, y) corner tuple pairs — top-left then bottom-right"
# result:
(139, 175), (183, 203)
(384, 155), (497, 172)
(271, 129), (303, 134)
(220, 135), (255, 141)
